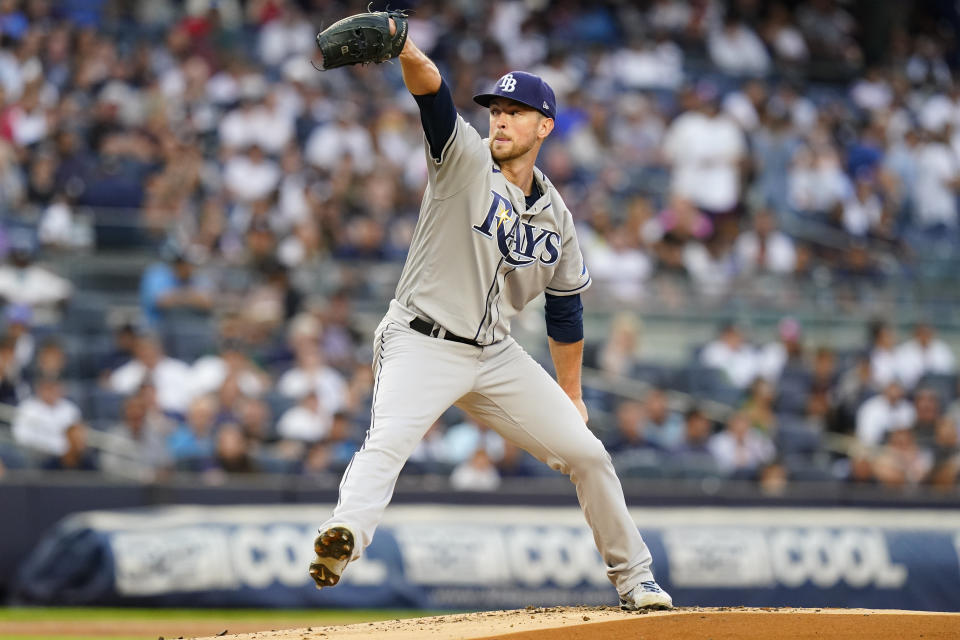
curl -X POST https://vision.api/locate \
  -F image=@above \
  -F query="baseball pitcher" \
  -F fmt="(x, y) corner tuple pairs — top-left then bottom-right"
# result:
(308, 10), (672, 610)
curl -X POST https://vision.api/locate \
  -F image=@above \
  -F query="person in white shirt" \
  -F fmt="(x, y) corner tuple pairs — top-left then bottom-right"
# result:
(707, 411), (775, 475)
(895, 323), (956, 390)
(868, 321), (899, 389)
(700, 323), (758, 389)
(663, 85), (746, 215)
(304, 103), (375, 175)
(258, 5), (316, 67)
(192, 339), (270, 399)
(757, 316), (803, 384)
(856, 381), (916, 447)
(223, 143), (281, 204)
(12, 376), (82, 456)
(912, 131), (960, 229)
(277, 390), (331, 443)
(0, 233), (72, 323)
(450, 447), (501, 491)
(275, 315), (348, 415)
(733, 208), (797, 275)
(107, 333), (194, 414)
(707, 15), (771, 77)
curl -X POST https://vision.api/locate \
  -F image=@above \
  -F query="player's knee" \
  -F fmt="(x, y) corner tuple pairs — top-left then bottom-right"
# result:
(565, 437), (612, 474)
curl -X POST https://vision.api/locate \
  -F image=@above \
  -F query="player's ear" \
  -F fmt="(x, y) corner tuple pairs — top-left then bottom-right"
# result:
(538, 116), (554, 139)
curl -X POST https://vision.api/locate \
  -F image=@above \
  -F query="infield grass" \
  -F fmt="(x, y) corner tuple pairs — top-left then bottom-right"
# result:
(0, 607), (447, 640)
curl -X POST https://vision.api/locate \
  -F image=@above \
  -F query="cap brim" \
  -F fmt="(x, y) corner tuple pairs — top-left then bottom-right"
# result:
(472, 93), (553, 117)
(472, 93), (498, 109)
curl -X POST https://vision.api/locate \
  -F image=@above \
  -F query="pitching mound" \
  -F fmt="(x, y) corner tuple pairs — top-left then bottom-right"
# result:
(192, 606), (960, 640)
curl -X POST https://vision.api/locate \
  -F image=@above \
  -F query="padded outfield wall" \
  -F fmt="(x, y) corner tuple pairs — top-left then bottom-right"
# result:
(10, 503), (960, 611)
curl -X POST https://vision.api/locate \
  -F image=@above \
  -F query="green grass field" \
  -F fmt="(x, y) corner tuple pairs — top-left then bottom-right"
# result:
(0, 606), (443, 640)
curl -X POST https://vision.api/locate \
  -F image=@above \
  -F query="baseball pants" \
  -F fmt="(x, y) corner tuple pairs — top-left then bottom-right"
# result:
(321, 301), (655, 595)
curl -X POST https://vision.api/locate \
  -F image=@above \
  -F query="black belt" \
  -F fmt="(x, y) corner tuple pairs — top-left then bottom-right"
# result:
(409, 317), (481, 347)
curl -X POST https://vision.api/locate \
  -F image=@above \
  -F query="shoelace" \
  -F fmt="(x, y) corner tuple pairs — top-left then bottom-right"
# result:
(639, 580), (663, 592)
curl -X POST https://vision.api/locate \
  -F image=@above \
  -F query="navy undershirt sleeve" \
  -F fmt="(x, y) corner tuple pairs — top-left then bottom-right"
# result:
(544, 293), (584, 343)
(412, 79), (458, 162)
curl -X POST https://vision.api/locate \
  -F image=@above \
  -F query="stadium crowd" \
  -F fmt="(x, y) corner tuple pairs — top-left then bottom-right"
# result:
(0, 0), (958, 493)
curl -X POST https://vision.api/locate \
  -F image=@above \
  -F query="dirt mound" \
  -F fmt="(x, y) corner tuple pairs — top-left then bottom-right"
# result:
(191, 606), (960, 640)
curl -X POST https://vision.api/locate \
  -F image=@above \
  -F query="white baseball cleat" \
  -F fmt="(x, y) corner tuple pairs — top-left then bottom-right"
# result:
(619, 580), (674, 610)
(309, 525), (355, 589)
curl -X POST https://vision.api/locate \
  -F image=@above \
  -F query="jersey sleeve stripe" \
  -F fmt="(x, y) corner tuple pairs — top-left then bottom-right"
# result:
(545, 275), (592, 295)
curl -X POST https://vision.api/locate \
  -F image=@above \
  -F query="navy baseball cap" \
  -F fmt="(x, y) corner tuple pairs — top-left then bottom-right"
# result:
(473, 71), (557, 119)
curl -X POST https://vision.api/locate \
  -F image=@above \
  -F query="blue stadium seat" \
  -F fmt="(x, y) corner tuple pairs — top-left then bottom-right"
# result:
(774, 418), (823, 456)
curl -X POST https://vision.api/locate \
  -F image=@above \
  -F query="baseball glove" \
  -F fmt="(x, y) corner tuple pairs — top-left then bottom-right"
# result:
(315, 10), (409, 70)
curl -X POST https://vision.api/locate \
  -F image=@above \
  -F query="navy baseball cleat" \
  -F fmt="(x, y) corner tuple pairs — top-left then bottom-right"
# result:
(309, 526), (355, 589)
(619, 580), (674, 610)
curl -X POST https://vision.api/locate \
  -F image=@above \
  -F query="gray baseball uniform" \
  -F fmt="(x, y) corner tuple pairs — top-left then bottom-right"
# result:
(320, 79), (656, 596)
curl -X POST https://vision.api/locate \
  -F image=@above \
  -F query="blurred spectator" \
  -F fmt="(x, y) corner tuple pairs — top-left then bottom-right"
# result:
(305, 102), (374, 175)
(708, 411), (776, 475)
(663, 83), (746, 216)
(212, 424), (257, 473)
(606, 399), (660, 453)
(760, 3), (808, 65)
(596, 312), (643, 377)
(325, 411), (361, 467)
(276, 314), (348, 415)
(12, 375), (81, 456)
(139, 245), (214, 329)
(912, 128), (959, 230)
(0, 231), (71, 322)
(911, 387), (943, 446)
(926, 417), (959, 488)
(276, 389), (329, 443)
(733, 209), (797, 276)
(758, 460), (790, 495)
(644, 388), (685, 450)
(167, 393), (218, 466)
(192, 339), (270, 398)
(107, 332), (193, 414)
(450, 448), (501, 491)
(700, 322), (758, 389)
(895, 323), (955, 391)
(757, 317), (803, 383)
(409, 419), (449, 469)
(587, 225), (653, 301)
(708, 13), (771, 77)
(443, 419), (505, 465)
(674, 407), (714, 456)
(98, 322), (139, 377)
(856, 381), (916, 447)
(868, 321), (898, 388)
(872, 427), (933, 488)
(4, 304), (33, 372)
(223, 143), (281, 204)
(100, 388), (172, 479)
(42, 423), (97, 471)
(741, 378), (777, 434)
(0, 335), (23, 404)
(833, 352), (878, 433)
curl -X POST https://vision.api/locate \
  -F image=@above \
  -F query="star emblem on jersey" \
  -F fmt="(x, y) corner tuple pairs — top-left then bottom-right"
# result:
(495, 201), (512, 228)
(472, 190), (562, 267)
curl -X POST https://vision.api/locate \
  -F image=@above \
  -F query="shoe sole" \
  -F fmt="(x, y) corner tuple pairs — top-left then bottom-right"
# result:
(309, 526), (353, 589)
(620, 593), (674, 611)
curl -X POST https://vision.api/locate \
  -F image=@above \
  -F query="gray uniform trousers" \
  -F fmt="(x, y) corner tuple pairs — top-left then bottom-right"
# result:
(321, 300), (655, 595)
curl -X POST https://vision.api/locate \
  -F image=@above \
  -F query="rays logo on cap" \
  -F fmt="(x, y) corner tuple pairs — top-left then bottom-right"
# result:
(498, 74), (517, 92)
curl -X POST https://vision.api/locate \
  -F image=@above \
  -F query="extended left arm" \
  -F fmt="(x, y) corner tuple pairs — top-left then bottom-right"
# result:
(545, 293), (588, 423)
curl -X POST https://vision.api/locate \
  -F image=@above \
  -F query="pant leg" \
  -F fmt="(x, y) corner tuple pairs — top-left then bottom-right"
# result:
(323, 320), (478, 558)
(461, 337), (654, 595)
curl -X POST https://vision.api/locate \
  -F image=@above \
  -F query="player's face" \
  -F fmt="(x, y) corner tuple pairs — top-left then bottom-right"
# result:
(487, 98), (553, 162)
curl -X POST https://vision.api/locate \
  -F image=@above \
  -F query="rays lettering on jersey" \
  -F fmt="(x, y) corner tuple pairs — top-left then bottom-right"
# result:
(472, 190), (561, 267)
